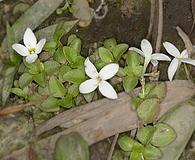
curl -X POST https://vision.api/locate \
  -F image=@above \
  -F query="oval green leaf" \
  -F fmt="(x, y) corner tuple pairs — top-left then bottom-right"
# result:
(49, 76), (66, 98)
(151, 123), (177, 147)
(137, 98), (160, 124)
(118, 136), (134, 152)
(54, 132), (89, 160)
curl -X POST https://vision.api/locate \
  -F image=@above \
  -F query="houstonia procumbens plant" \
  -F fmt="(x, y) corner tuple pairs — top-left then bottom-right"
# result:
(10, 26), (195, 159)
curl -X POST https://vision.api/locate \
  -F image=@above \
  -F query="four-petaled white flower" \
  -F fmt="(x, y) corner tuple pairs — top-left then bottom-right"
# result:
(79, 58), (119, 99)
(12, 28), (46, 63)
(129, 39), (171, 75)
(163, 42), (195, 81)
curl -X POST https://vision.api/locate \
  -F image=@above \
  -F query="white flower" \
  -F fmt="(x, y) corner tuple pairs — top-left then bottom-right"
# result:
(129, 39), (171, 74)
(79, 58), (119, 99)
(163, 42), (195, 81)
(12, 28), (46, 63)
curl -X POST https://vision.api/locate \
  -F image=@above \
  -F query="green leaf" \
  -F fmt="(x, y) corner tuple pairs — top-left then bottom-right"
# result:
(63, 46), (78, 64)
(103, 38), (117, 50)
(146, 83), (166, 101)
(54, 132), (89, 160)
(126, 51), (142, 67)
(43, 41), (57, 51)
(132, 96), (144, 110)
(138, 83), (156, 99)
(58, 65), (72, 82)
(53, 47), (67, 64)
(123, 75), (138, 93)
(11, 88), (27, 98)
(41, 96), (60, 112)
(68, 34), (78, 45)
(59, 94), (73, 108)
(83, 91), (95, 102)
(70, 56), (85, 69)
(24, 60), (44, 74)
(123, 66), (143, 77)
(94, 59), (107, 70)
(136, 126), (156, 145)
(36, 20), (78, 42)
(63, 69), (85, 84)
(19, 72), (33, 88)
(68, 84), (79, 97)
(112, 43), (129, 61)
(98, 47), (114, 63)
(137, 98), (160, 124)
(49, 76), (66, 98)
(6, 22), (21, 65)
(118, 136), (134, 152)
(117, 67), (126, 77)
(143, 145), (162, 160)
(33, 73), (46, 87)
(129, 151), (143, 160)
(151, 123), (176, 147)
(69, 35), (82, 54)
(44, 60), (60, 75)
(38, 85), (49, 96)
(53, 21), (66, 42)
(132, 141), (144, 152)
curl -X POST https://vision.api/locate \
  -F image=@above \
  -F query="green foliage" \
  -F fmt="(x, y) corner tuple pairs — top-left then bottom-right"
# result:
(143, 145), (162, 160)
(151, 123), (176, 147)
(98, 47), (114, 63)
(19, 72), (33, 89)
(41, 96), (60, 112)
(137, 98), (160, 124)
(54, 132), (89, 160)
(49, 76), (66, 98)
(11, 88), (28, 99)
(63, 69), (85, 84)
(44, 60), (60, 75)
(136, 126), (156, 145)
(112, 44), (129, 61)
(118, 136), (134, 152)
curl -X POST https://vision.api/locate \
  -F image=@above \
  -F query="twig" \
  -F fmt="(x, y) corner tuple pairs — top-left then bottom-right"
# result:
(146, 0), (156, 39)
(0, 95), (47, 116)
(150, 0), (163, 81)
(176, 26), (195, 57)
(189, 0), (195, 35)
(107, 133), (119, 160)
(155, 0), (163, 53)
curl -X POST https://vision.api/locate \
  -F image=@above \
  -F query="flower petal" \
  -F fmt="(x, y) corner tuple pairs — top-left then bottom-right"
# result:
(84, 58), (98, 79)
(25, 54), (38, 63)
(151, 53), (171, 61)
(181, 49), (188, 58)
(163, 42), (181, 58)
(23, 28), (37, 49)
(151, 59), (158, 66)
(168, 58), (179, 81)
(141, 39), (153, 56)
(12, 44), (29, 56)
(98, 80), (117, 99)
(181, 58), (195, 66)
(99, 63), (119, 80)
(143, 57), (151, 74)
(79, 79), (98, 94)
(129, 47), (144, 57)
(35, 39), (46, 54)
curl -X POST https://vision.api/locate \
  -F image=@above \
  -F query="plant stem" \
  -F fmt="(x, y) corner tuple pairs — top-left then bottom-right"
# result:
(184, 64), (191, 80)
(140, 77), (145, 97)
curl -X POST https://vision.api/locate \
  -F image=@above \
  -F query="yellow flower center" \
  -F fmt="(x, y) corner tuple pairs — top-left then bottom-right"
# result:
(96, 76), (102, 83)
(28, 48), (35, 54)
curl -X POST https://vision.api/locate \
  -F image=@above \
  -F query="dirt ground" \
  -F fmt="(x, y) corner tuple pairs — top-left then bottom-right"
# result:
(0, 0), (195, 159)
